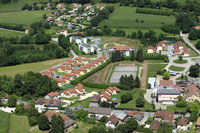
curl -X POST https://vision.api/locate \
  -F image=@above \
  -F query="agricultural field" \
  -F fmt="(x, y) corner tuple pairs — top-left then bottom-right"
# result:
(0, 10), (53, 25)
(99, 6), (175, 34)
(0, 58), (69, 77)
(0, 0), (57, 12)
(0, 28), (24, 37)
(0, 110), (10, 133)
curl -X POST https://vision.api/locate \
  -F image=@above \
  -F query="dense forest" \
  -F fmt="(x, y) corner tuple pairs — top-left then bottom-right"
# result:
(0, 71), (59, 99)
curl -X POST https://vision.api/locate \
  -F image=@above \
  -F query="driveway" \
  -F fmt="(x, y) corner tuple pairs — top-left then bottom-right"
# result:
(0, 107), (15, 113)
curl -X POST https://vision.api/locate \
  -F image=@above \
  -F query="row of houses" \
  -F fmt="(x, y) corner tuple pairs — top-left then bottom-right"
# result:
(41, 56), (106, 87)
(107, 45), (136, 56)
(146, 41), (190, 56)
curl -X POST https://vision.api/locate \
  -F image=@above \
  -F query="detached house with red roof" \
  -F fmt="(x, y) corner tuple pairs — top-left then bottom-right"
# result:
(99, 86), (120, 102)
(105, 115), (119, 129)
(45, 92), (60, 100)
(56, 29), (68, 37)
(156, 41), (168, 51)
(177, 117), (192, 131)
(173, 41), (190, 56)
(184, 85), (200, 102)
(57, 79), (66, 87)
(154, 111), (174, 123)
(62, 76), (71, 84)
(146, 46), (156, 53)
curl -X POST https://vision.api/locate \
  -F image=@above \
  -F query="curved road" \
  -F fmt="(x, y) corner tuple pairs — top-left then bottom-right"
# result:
(180, 32), (200, 55)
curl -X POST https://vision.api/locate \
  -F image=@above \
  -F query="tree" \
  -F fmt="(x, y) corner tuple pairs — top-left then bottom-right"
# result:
(189, 30), (198, 40)
(121, 93), (133, 103)
(135, 76), (140, 88)
(74, 109), (88, 122)
(126, 118), (138, 132)
(163, 72), (170, 80)
(136, 94), (145, 107)
(157, 123), (174, 133)
(51, 114), (65, 133)
(89, 125), (106, 133)
(38, 114), (50, 131)
(65, 106), (75, 119)
(147, 83), (151, 89)
(176, 96), (187, 108)
(178, 55), (183, 61)
(7, 95), (17, 107)
(116, 124), (129, 133)
(29, 117), (38, 126)
(196, 41), (200, 50)
(131, 51), (135, 61)
(189, 65), (199, 77)
(136, 48), (144, 62)
(100, 116), (108, 123)
(15, 104), (26, 115)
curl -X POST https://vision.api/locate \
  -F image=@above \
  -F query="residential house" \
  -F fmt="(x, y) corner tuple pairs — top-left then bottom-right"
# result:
(56, 29), (68, 37)
(156, 41), (168, 51)
(90, 95), (100, 107)
(159, 80), (174, 88)
(154, 111), (174, 123)
(57, 65), (65, 73)
(62, 76), (71, 84)
(45, 92), (60, 100)
(88, 106), (112, 119)
(183, 48), (190, 56)
(57, 79), (66, 87)
(96, 4), (104, 10)
(146, 46), (156, 53)
(70, 36), (83, 45)
(105, 115), (119, 129)
(194, 26), (200, 30)
(128, 111), (144, 123)
(24, 104), (30, 110)
(72, 70), (81, 77)
(1, 94), (9, 104)
(177, 117), (192, 131)
(74, 83), (84, 94)
(108, 45), (135, 56)
(84, 3), (92, 9)
(82, 58), (89, 64)
(57, 3), (65, 9)
(157, 88), (180, 104)
(71, 3), (81, 7)
(60, 84), (84, 98)
(44, 110), (76, 131)
(184, 85), (200, 102)
(78, 68), (87, 75)
(65, 73), (76, 80)
(112, 110), (128, 123)
(99, 86), (120, 102)
(150, 120), (161, 131)
(35, 98), (61, 112)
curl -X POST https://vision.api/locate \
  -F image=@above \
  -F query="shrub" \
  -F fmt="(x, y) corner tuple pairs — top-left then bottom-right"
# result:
(121, 93), (133, 103)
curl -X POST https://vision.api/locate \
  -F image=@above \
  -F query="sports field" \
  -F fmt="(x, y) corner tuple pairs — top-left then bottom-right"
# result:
(0, 58), (69, 77)
(0, 28), (24, 37)
(99, 6), (175, 33)
(0, 10), (52, 25)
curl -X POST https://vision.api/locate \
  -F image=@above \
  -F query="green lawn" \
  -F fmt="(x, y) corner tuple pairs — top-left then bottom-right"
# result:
(173, 59), (188, 64)
(99, 6), (175, 33)
(117, 88), (153, 111)
(9, 114), (30, 133)
(147, 63), (167, 78)
(147, 60), (165, 63)
(0, 110), (10, 133)
(0, 111), (30, 133)
(169, 65), (185, 72)
(70, 121), (94, 133)
(0, 28), (24, 37)
(0, 58), (69, 77)
(70, 98), (91, 108)
(0, 10), (52, 25)
(166, 105), (187, 113)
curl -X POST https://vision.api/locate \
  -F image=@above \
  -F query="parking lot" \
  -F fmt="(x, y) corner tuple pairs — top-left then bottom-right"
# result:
(110, 65), (137, 83)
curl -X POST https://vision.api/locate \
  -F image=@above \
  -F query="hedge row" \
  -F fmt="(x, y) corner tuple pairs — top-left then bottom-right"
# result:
(0, 23), (25, 31)
(144, 54), (169, 62)
(136, 8), (174, 16)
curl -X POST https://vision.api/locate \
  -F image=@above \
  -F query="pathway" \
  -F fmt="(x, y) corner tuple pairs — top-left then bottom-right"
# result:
(141, 61), (148, 90)
(180, 32), (200, 55)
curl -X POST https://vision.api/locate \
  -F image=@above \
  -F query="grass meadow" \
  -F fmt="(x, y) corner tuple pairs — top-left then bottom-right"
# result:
(99, 6), (175, 34)
(0, 28), (24, 37)
(0, 58), (69, 77)
(0, 10), (52, 25)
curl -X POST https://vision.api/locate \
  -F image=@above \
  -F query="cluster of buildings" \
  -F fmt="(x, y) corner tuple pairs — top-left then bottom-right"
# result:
(146, 41), (190, 56)
(41, 56), (106, 87)
(90, 86), (120, 107)
(149, 78), (200, 105)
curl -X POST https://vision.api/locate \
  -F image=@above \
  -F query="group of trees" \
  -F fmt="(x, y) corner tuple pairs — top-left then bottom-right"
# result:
(189, 29), (200, 40)
(0, 23), (24, 31)
(189, 64), (200, 78)
(91, 6), (114, 26)
(136, 8), (173, 16)
(119, 75), (140, 89)
(121, 92), (133, 103)
(99, 101), (115, 108)
(0, 71), (59, 99)
(136, 93), (145, 107)
(161, 25), (180, 34)
(196, 41), (200, 50)
(111, 51), (124, 62)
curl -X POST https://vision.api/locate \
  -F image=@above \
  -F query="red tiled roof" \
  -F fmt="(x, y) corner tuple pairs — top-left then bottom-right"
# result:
(58, 65), (65, 68)
(156, 41), (168, 48)
(196, 117), (200, 126)
(183, 48), (190, 54)
(101, 91), (111, 101)
(109, 46), (134, 51)
(62, 76), (70, 80)
(159, 80), (173, 87)
(155, 111), (174, 122)
(176, 41), (184, 47)
(65, 73), (74, 77)
(68, 60), (74, 63)
(150, 120), (161, 131)
(76, 83), (83, 92)
(62, 62), (71, 65)
(44, 110), (71, 122)
(48, 92), (60, 98)
(48, 68), (56, 71)
(56, 79), (65, 83)
(194, 26), (200, 30)
(177, 117), (188, 126)
(82, 58), (89, 61)
(74, 57), (81, 60)
(99, 56), (106, 60)
(56, 29), (66, 33)
(106, 115), (118, 125)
